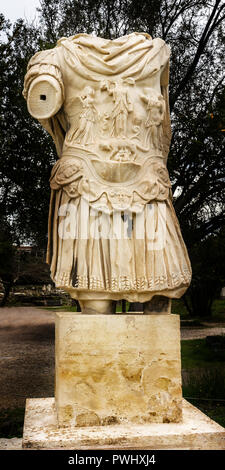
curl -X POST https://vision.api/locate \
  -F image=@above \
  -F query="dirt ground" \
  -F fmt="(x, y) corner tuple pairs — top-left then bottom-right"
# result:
(0, 307), (225, 409)
(0, 307), (55, 409)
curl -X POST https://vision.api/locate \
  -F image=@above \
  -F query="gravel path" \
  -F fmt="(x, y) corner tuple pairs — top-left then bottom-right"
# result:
(181, 325), (225, 340)
(0, 307), (225, 410)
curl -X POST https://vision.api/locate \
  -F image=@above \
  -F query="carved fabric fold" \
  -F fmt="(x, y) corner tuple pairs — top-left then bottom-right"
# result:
(47, 191), (191, 303)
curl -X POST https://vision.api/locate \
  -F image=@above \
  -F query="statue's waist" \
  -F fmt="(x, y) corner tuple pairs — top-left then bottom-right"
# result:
(50, 151), (171, 212)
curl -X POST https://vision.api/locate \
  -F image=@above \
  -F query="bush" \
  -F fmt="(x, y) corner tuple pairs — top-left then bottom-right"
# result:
(0, 408), (24, 438)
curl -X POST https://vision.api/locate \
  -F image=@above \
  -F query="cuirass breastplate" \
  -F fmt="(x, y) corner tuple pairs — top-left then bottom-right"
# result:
(49, 34), (172, 212)
(24, 33), (172, 212)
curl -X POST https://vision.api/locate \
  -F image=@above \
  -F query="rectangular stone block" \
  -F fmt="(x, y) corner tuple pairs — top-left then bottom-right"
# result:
(55, 313), (182, 427)
(22, 398), (225, 450)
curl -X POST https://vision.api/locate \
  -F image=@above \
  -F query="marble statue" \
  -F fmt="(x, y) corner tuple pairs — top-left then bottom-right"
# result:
(23, 32), (192, 315)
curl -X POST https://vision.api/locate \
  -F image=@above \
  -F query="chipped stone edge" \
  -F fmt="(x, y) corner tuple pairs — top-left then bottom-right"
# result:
(22, 398), (225, 450)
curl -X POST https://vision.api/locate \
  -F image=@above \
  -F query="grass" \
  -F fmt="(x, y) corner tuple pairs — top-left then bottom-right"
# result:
(181, 338), (225, 369)
(210, 299), (225, 321)
(0, 408), (24, 439)
(181, 338), (225, 428)
(43, 305), (77, 312)
(182, 367), (225, 428)
(184, 400), (225, 428)
(171, 299), (189, 317)
(41, 301), (132, 313)
(172, 298), (225, 321)
(183, 367), (225, 399)
(40, 298), (225, 321)
(197, 403), (225, 428)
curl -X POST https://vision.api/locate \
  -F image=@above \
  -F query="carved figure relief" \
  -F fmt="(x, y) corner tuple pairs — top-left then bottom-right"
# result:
(100, 112), (111, 136)
(131, 114), (143, 142)
(101, 78), (134, 138)
(68, 86), (98, 145)
(141, 89), (165, 150)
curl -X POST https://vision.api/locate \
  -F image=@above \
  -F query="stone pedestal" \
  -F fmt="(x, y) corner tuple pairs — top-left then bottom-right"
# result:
(22, 398), (225, 449)
(55, 313), (182, 427)
(22, 312), (225, 449)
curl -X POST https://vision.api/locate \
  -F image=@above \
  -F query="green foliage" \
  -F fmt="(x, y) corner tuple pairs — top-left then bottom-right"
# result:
(0, 408), (24, 438)
(37, 0), (161, 41)
(182, 366), (225, 428)
(0, 220), (18, 306)
(0, 15), (56, 247)
(184, 229), (225, 316)
(196, 403), (225, 428)
(211, 299), (225, 319)
(171, 299), (189, 317)
(181, 336), (225, 427)
(0, 1), (224, 246)
(183, 367), (225, 399)
(0, 225), (16, 278)
(14, 253), (51, 285)
(181, 338), (225, 369)
(0, 220), (51, 303)
(171, 87), (225, 244)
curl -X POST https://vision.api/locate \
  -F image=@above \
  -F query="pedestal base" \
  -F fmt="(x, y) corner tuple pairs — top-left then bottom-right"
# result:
(22, 398), (225, 450)
(55, 314), (182, 426)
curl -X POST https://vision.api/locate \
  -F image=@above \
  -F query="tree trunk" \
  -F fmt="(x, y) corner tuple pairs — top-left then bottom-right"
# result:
(0, 282), (12, 307)
(188, 286), (214, 318)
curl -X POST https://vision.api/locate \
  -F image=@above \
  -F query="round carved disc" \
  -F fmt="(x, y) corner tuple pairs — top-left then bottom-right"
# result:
(27, 75), (63, 119)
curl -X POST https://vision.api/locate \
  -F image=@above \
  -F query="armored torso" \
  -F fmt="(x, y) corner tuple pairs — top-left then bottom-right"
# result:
(23, 33), (191, 301)
(24, 33), (172, 213)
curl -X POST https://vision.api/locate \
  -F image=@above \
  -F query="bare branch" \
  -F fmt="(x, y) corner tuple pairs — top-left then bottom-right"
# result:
(170, 0), (225, 109)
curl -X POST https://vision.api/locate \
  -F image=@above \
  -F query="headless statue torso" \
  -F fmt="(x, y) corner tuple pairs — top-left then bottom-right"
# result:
(23, 33), (192, 314)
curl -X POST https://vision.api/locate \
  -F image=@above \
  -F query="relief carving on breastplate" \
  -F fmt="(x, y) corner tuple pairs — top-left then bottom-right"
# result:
(52, 80), (170, 209)
(67, 86), (98, 145)
(65, 78), (165, 165)
(100, 78), (134, 138)
(131, 114), (143, 142)
(141, 88), (165, 151)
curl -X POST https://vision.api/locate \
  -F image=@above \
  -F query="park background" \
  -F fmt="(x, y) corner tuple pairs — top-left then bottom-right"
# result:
(0, 0), (225, 443)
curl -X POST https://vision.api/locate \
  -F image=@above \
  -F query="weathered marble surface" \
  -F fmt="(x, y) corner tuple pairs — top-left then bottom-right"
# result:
(0, 438), (22, 450)
(22, 398), (225, 449)
(55, 313), (182, 426)
(23, 33), (192, 307)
